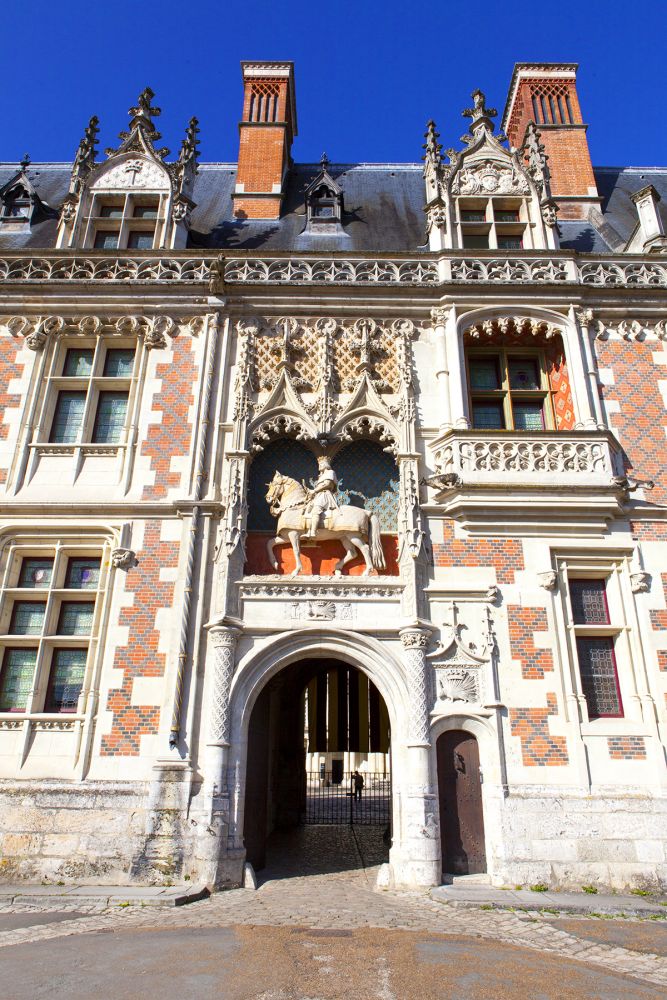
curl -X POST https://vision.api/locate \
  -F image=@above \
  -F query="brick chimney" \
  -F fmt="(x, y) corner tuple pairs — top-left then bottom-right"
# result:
(232, 61), (297, 220)
(502, 63), (599, 220)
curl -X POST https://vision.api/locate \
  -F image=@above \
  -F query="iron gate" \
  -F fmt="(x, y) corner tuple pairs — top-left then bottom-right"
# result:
(303, 771), (390, 826)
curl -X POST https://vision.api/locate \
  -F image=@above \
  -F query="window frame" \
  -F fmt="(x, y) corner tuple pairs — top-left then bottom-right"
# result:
(38, 336), (139, 452)
(0, 543), (107, 718)
(553, 553), (647, 732)
(81, 192), (166, 250)
(466, 345), (556, 431)
(457, 196), (532, 250)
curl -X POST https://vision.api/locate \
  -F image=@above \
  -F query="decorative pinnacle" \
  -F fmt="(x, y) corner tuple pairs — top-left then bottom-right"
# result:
(19, 153), (31, 172)
(320, 152), (330, 171)
(462, 89), (498, 139)
(422, 120), (442, 166)
(179, 116), (200, 165)
(130, 87), (162, 123)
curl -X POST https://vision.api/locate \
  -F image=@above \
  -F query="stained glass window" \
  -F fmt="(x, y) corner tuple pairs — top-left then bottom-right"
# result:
(472, 402), (505, 429)
(570, 579), (609, 625)
(92, 392), (128, 443)
(57, 602), (95, 636)
(469, 359), (500, 390)
(513, 403), (544, 431)
(576, 637), (622, 717)
(10, 601), (46, 636)
(63, 348), (94, 377)
(65, 558), (100, 590)
(18, 558), (53, 589)
(45, 648), (86, 713)
(0, 648), (36, 711)
(103, 349), (135, 378)
(50, 391), (86, 443)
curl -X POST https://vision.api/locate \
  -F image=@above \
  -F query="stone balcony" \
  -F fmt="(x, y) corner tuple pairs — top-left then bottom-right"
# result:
(427, 429), (628, 534)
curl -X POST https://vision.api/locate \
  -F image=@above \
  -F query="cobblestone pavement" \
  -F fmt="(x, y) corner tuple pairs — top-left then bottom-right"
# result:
(0, 827), (666, 994)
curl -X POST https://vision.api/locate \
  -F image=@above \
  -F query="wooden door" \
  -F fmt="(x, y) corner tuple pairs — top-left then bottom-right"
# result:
(436, 730), (487, 875)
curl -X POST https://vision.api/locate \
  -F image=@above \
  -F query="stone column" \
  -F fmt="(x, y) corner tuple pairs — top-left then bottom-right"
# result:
(568, 306), (597, 429)
(575, 308), (605, 428)
(431, 307), (451, 430)
(206, 625), (241, 803)
(399, 626), (441, 887)
(444, 307), (469, 429)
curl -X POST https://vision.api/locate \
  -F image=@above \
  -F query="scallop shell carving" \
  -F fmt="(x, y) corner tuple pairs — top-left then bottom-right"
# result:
(438, 669), (478, 703)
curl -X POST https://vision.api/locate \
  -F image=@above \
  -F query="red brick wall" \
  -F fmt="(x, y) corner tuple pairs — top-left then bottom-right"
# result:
(508, 606), (553, 679)
(0, 335), (24, 484)
(607, 736), (647, 760)
(141, 336), (197, 501)
(432, 522), (523, 585)
(510, 693), (569, 766)
(595, 339), (667, 504)
(102, 521), (179, 756)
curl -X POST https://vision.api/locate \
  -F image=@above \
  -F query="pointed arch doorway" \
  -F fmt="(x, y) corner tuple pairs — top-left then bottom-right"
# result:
(243, 657), (392, 875)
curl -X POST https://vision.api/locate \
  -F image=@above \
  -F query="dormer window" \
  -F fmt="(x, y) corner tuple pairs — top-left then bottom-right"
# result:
(304, 154), (344, 234)
(1, 186), (32, 220)
(83, 193), (164, 250)
(458, 198), (529, 250)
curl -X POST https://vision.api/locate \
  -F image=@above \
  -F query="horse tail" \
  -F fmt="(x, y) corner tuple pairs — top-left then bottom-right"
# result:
(368, 513), (386, 571)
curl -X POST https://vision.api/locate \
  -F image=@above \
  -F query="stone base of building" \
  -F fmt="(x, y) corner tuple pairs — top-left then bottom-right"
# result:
(489, 787), (667, 893)
(0, 782), (665, 893)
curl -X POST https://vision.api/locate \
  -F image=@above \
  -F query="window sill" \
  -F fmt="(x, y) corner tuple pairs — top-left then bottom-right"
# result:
(31, 442), (126, 457)
(0, 713), (82, 731)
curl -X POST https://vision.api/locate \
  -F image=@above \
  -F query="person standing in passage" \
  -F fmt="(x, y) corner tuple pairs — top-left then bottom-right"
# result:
(352, 770), (364, 802)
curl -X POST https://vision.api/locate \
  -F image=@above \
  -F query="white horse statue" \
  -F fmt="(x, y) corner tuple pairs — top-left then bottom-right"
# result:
(265, 471), (386, 577)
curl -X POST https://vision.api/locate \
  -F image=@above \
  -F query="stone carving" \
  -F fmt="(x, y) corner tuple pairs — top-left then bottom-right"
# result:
(451, 258), (569, 283)
(591, 317), (667, 341)
(630, 571), (651, 593)
(91, 157), (170, 191)
(142, 315), (175, 350)
(25, 316), (65, 350)
(400, 627), (431, 744)
(465, 315), (562, 341)
(223, 257), (440, 285)
(288, 600), (354, 621)
(538, 570), (558, 591)
(111, 548), (138, 570)
(434, 434), (614, 478)
(437, 668), (479, 703)
(208, 628), (239, 745)
(239, 579), (400, 598)
(265, 468), (386, 577)
(2, 254), (667, 289)
(452, 158), (530, 196)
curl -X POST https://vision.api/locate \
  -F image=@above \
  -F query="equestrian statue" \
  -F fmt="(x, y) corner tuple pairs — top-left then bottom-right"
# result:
(265, 456), (386, 577)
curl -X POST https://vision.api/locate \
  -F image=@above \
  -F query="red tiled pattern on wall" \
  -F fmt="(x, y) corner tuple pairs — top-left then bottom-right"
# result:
(508, 606), (553, 679)
(630, 520), (667, 542)
(510, 693), (569, 766)
(546, 342), (575, 431)
(141, 336), (197, 501)
(650, 574), (667, 630)
(595, 339), (667, 504)
(101, 521), (179, 755)
(432, 522), (523, 585)
(0, 335), (24, 484)
(607, 736), (647, 760)
(657, 652), (667, 673)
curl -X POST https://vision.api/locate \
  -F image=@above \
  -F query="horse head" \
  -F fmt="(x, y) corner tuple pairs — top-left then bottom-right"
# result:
(265, 471), (285, 508)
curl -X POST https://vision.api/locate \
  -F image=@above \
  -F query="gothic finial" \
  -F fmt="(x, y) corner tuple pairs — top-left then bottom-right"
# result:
(422, 120), (442, 169)
(523, 121), (550, 183)
(107, 86), (169, 159)
(20, 153), (31, 172)
(462, 89), (498, 139)
(320, 152), (329, 171)
(178, 116), (200, 168)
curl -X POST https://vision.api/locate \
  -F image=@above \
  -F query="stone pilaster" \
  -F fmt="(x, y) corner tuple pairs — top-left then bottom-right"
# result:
(398, 626), (440, 887)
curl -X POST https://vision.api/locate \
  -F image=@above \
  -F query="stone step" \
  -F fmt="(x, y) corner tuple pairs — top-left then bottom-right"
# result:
(0, 883), (210, 908)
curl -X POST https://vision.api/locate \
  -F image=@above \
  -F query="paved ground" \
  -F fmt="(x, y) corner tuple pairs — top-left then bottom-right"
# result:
(1, 827), (666, 999)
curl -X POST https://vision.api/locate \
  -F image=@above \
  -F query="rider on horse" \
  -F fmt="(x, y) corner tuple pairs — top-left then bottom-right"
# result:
(302, 455), (339, 539)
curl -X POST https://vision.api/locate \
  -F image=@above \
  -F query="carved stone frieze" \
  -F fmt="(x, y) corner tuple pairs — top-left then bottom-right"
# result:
(287, 600), (354, 621)
(451, 158), (530, 196)
(591, 317), (667, 341)
(465, 315), (562, 342)
(239, 578), (402, 599)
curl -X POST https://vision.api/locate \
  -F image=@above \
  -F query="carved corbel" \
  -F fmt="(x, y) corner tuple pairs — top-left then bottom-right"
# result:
(537, 570), (558, 591)
(143, 315), (175, 350)
(630, 571), (651, 594)
(111, 547), (138, 570)
(78, 315), (103, 336)
(25, 316), (65, 351)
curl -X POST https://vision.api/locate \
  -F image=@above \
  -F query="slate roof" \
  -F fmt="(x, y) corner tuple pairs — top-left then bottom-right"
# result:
(0, 160), (666, 254)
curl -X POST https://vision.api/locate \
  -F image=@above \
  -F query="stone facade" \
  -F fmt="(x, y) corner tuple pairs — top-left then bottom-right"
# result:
(0, 60), (665, 893)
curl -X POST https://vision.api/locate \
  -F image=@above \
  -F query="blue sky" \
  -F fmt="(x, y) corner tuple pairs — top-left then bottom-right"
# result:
(2, 0), (665, 167)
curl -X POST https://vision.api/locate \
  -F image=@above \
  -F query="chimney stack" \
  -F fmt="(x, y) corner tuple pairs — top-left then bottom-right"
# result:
(502, 63), (599, 220)
(232, 62), (297, 220)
